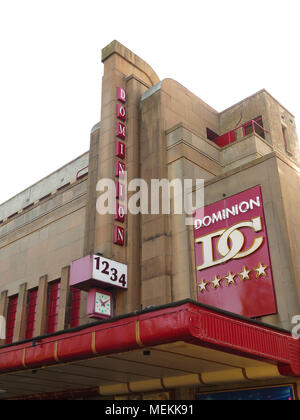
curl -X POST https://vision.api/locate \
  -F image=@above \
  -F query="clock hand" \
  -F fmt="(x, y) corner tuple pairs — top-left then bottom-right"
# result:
(100, 299), (110, 307)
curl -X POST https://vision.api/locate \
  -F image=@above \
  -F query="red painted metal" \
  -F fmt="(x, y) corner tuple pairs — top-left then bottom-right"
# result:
(76, 166), (88, 181)
(25, 289), (38, 340)
(242, 117), (265, 137)
(46, 281), (61, 335)
(0, 302), (299, 381)
(214, 118), (268, 148)
(6, 296), (18, 345)
(70, 288), (81, 328)
(194, 186), (277, 318)
(214, 130), (236, 147)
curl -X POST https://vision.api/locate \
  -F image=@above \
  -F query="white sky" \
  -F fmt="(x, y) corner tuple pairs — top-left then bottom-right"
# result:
(0, 0), (299, 205)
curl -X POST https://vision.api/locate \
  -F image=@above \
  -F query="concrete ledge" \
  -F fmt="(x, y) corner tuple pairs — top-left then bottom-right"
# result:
(166, 124), (275, 176)
(221, 133), (273, 172)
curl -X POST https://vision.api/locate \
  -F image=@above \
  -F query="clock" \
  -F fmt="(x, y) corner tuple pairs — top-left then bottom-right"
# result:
(95, 292), (112, 317)
(86, 288), (113, 319)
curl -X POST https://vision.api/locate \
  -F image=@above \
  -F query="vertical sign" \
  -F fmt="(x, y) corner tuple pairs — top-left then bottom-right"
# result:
(117, 87), (127, 103)
(114, 87), (127, 246)
(116, 141), (125, 159)
(194, 186), (277, 318)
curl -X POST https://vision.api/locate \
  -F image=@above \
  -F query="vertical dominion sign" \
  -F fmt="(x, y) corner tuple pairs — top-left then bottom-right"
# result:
(194, 186), (277, 318)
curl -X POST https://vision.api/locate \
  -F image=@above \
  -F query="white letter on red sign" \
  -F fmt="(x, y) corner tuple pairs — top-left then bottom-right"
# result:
(116, 141), (126, 159)
(114, 226), (125, 246)
(117, 104), (126, 121)
(115, 161), (126, 178)
(117, 87), (127, 103)
(116, 182), (126, 201)
(115, 203), (126, 223)
(116, 122), (126, 140)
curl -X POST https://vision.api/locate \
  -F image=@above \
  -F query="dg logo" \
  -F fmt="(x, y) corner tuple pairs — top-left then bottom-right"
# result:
(195, 217), (264, 271)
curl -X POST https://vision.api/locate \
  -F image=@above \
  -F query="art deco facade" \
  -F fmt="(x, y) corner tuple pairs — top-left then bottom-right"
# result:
(0, 41), (300, 400)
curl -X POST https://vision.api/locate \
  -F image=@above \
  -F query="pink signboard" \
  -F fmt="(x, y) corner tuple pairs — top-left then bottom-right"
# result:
(116, 122), (126, 140)
(116, 104), (127, 121)
(116, 141), (126, 160)
(70, 255), (128, 291)
(194, 186), (277, 318)
(117, 87), (127, 103)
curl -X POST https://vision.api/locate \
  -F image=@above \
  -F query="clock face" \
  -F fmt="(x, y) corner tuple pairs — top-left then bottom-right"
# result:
(94, 292), (112, 317)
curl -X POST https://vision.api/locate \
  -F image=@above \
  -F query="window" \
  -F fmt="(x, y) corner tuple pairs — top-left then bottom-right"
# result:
(206, 128), (219, 142)
(69, 288), (81, 328)
(6, 295), (18, 344)
(282, 125), (292, 155)
(46, 281), (61, 335)
(25, 288), (38, 340)
(243, 117), (265, 139)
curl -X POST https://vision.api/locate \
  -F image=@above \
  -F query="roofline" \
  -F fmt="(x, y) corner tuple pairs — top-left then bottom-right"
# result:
(0, 151), (89, 208)
(219, 89), (295, 118)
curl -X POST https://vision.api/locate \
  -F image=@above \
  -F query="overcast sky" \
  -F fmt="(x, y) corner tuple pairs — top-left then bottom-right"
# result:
(0, 0), (299, 205)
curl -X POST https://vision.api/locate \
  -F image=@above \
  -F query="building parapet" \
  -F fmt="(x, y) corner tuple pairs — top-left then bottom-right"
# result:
(0, 152), (89, 223)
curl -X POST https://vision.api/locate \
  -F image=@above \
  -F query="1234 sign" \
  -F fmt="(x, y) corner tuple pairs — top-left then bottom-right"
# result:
(93, 256), (128, 290)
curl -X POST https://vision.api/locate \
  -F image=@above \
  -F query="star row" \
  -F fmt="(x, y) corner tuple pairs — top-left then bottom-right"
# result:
(198, 263), (269, 293)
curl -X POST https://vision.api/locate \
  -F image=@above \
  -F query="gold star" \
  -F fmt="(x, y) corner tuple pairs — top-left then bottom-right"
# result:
(198, 280), (208, 293)
(211, 275), (222, 289)
(255, 263), (268, 278)
(225, 272), (236, 286)
(240, 266), (251, 281)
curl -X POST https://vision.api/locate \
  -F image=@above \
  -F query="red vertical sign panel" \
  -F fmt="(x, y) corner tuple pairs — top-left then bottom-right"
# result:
(116, 122), (126, 140)
(116, 104), (127, 121)
(194, 186), (277, 318)
(46, 281), (61, 334)
(25, 289), (38, 340)
(6, 295), (18, 344)
(117, 87), (127, 103)
(116, 141), (126, 160)
(70, 288), (81, 328)
(114, 226), (125, 246)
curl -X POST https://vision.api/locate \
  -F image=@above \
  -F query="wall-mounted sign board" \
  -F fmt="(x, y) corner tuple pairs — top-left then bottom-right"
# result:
(194, 185), (277, 318)
(70, 255), (128, 292)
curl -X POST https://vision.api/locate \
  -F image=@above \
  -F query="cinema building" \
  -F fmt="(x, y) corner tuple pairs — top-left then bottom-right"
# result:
(1, 40), (300, 400)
